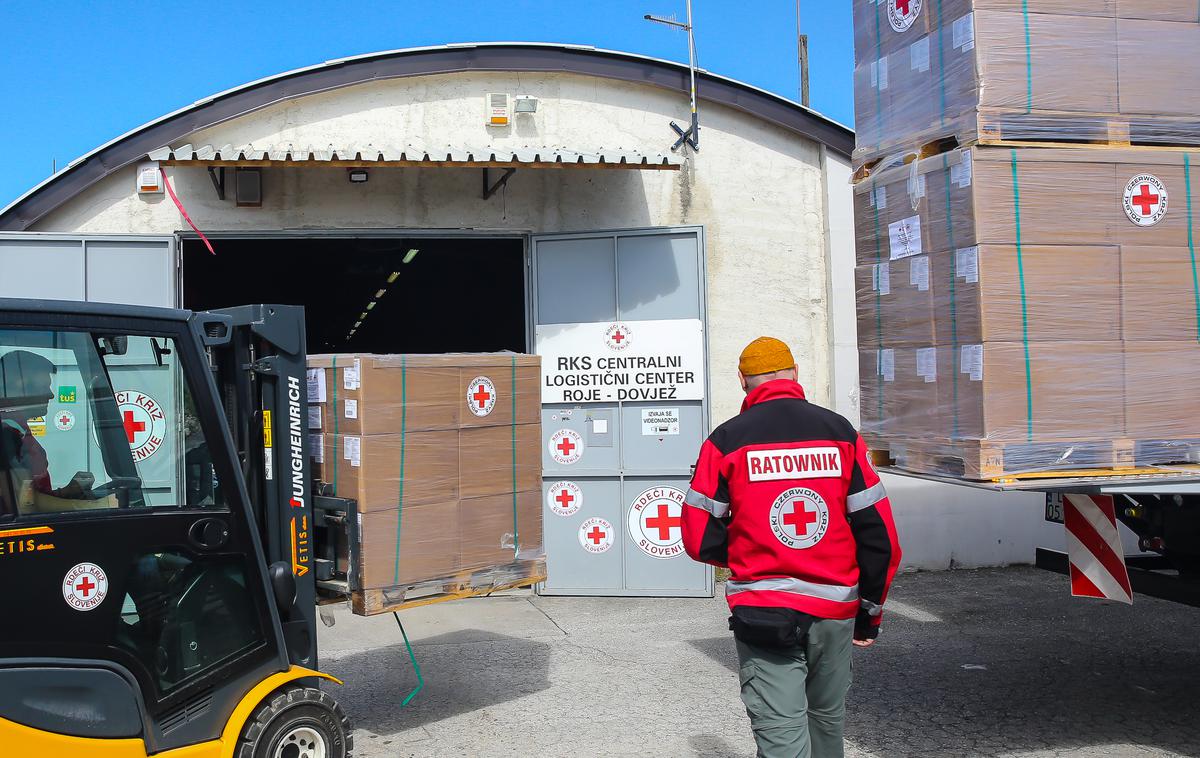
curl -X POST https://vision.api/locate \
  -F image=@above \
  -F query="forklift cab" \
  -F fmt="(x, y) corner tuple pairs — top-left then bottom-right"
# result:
(0, 300), (348, 758)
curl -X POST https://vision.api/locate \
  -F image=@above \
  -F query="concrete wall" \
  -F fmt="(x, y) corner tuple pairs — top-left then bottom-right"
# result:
(32, 70), (834, 429)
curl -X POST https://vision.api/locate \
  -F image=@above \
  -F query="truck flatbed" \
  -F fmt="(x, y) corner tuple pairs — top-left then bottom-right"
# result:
(878, 465), (1200, 494)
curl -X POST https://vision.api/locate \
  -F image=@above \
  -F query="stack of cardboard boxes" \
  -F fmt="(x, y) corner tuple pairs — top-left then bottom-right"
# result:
(853, 2), (1200, 478)
(307, 353), (544, 603)
(854, 1), (1200, 162)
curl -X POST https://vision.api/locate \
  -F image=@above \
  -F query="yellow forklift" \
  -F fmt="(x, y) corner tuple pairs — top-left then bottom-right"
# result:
(0, 299), (358, 757)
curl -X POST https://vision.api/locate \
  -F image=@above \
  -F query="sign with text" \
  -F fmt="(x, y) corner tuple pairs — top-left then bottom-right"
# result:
(536, 319), (705, 404)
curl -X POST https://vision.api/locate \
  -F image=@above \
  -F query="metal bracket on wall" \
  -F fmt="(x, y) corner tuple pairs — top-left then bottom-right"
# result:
(482, 167), (517, 200)
(207, 167), (226, 200)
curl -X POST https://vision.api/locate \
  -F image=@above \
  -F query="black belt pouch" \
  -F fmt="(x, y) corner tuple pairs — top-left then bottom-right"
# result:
(729, 606), (814, 649)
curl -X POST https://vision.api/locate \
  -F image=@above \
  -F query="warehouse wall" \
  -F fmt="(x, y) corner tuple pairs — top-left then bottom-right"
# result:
(31, 71), (833, 429)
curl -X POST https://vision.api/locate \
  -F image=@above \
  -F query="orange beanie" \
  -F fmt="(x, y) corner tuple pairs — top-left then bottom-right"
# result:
(738, 336), (795, 377)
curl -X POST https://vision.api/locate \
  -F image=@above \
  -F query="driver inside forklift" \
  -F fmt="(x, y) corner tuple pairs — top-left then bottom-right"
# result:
(0, 349), (116, 513)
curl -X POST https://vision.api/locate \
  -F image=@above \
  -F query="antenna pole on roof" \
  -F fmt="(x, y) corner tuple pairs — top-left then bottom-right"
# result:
(797, 0), (810, 107)
(644, 1), (700, 152)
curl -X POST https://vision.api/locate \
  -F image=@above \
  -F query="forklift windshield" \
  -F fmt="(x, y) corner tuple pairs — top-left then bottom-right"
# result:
(0, 328), (223, 517)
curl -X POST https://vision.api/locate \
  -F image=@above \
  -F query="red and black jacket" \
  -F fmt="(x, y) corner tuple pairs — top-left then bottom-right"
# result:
(682, 380), (902, 639)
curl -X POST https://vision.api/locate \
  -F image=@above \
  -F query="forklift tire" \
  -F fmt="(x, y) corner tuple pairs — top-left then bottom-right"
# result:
(236, 686), (353, 758)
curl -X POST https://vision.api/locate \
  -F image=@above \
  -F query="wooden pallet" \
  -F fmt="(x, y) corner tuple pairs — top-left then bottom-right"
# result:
(853, 110), (1200, 178)
(872, 436), (1200, 482)
(349, 559), (546, 617)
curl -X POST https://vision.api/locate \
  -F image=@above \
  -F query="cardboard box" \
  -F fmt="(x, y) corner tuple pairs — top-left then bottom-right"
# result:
(851, 2), (1198, 164)
(858, 346), (945, 438)
(308, 353), (540, 435)
(855, 259), (937, 347)
(940, 341), (1125, 442)
(856, 146), (1200, 266)
(321, 431), (460, 511)
(1117, 19), (1200, 118)
(930, 245), (1122, 343)
(1120, 247), (1200, 342)
(459, 490), (543, 572)
(458, 424), (543, 499)
(1116, 1), (1200, 22)
(357, 502), (460, 589)
(1124, 341), (1200, 439)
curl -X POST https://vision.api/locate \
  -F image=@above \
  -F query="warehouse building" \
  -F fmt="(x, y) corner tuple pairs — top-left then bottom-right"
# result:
(0, 43), (1045, 593)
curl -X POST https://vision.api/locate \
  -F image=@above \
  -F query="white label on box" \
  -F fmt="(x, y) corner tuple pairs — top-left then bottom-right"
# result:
(869, 185), (887, 210)
(961, 344), (984, 381)
(343, 366), (360, 391)
(910, 36), (930, 73)
(916, 347), (938, 383)
(310, 433), (324, 464)
(344, 435), (361, 467)
(306, 368), (326, 404)
(641, 408), (680, 436)
(909, 173), (927, 204)
(877, 56), (889, 90)
(878, 349), (895, 383)
(910, 256), (930, 291)
(307, 406), (322, 430)
(873, 262), (891, 295)
(956, 246), (980, 283)
(889, 216), (923, 260)
(592, 418), (608, 434)
(953, 13), (975, 52)
(344, 398), (358, 419)
(951, 152), (973, 188)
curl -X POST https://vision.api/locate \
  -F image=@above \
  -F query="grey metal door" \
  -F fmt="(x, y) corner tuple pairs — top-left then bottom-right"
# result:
(533, 227), (713, 597)
(0, 233), (182, 503)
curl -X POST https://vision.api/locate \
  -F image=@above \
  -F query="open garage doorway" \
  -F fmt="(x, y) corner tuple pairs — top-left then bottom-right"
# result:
(182, 235), (528, 354)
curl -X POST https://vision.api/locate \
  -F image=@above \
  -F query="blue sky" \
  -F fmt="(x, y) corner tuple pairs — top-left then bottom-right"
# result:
(0, 1), (853, 209)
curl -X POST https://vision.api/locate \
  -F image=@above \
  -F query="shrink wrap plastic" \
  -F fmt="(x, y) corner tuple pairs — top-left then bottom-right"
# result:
(307, 353), (544, 604)
(854, 145), (1200, 478)
(853, 0), (1200, 166)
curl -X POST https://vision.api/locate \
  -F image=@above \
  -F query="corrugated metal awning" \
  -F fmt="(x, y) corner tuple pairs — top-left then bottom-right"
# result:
(147, 143), (681, 170)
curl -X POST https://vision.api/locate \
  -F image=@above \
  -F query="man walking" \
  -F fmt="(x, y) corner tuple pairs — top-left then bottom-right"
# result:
(682, 337), (901, 758)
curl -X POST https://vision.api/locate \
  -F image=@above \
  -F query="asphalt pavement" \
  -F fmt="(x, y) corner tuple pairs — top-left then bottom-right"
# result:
(317, 566), (1200, 757)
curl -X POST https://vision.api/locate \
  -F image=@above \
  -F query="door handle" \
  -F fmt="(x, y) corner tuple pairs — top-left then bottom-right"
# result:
(188, 517), (230, 550)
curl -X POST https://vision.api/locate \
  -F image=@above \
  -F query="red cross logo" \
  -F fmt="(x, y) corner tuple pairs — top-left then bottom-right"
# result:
(557, 436), (576, 457)
(586, 526), (606, 545)
(59, 414), (71, 426)
(75, 575), (96, 598)
(645, 503), (682, 541)
(611, 330), (625, 344)
(895, 0), (911, 13)
(783, 500), (820, 537)
(556, 489), (574, 509)
(122, 410), (146, 443)
(1132, 184), (1160, 216)
(472, 384), (492, 408)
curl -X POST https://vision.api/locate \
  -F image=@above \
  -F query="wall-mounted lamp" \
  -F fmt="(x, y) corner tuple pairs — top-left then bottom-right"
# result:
(514, 96), (538, 114)
(348, 169), (369, 183)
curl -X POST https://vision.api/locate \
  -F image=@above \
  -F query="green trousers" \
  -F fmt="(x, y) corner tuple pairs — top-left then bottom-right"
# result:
(735, 617), (854, 758)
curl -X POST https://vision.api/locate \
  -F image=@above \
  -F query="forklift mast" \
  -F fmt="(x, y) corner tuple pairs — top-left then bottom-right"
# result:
(206, 304), (317, 668)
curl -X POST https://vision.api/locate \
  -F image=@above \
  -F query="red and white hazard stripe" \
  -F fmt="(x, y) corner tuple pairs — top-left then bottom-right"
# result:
(1063, 494), (1133, 604)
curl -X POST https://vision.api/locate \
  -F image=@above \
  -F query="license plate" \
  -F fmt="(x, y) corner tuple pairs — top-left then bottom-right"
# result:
(1044, 494), (1064, 524)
